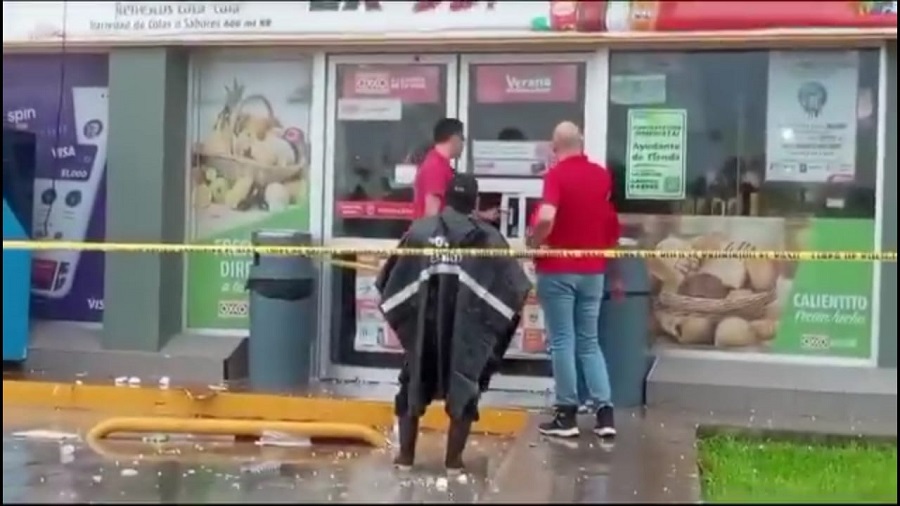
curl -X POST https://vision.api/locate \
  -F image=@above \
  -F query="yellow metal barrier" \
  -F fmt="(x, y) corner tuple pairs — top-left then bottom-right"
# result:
(3, 239), (896, 262)
(86, 417), (389, 448)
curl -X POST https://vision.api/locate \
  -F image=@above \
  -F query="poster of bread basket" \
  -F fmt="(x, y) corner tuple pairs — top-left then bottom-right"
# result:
(186, 58), (313, 329)
(630, 215), (874, 358)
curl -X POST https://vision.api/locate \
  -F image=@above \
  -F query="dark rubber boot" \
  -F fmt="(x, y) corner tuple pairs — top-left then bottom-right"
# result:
(393, 416), (419, 470)
(444, 418), (472, 474)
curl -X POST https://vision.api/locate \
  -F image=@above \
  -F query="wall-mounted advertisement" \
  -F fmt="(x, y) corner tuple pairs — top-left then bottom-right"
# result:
(187, 57), (313, 329)
(765, 50), (859, 184)
(625, 108), (687, 200)
(2, 53), (109, 323)
(470, 63), (579, 177)
(628, 215), (874, 359)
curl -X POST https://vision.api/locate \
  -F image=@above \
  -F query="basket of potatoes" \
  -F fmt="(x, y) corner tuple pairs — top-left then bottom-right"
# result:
(648, 233), (780, 350)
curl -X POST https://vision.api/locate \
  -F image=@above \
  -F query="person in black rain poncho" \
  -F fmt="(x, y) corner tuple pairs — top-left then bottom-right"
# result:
(375, 174), (531, 473)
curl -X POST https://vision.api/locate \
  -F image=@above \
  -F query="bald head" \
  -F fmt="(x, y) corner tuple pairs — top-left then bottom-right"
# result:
(552, 121), (583, 155)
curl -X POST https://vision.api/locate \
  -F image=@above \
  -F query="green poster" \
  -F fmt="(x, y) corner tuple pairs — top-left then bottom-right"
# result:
(773, 218), (874, 358)
(186, 59), (313, 330)
(642, 216), (874, 359)
(625, 108), (687, 200)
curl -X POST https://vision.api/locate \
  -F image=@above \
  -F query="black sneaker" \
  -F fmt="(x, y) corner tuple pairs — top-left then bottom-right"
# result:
(593, 406), (616, 438)
(538, 406), (579, 438)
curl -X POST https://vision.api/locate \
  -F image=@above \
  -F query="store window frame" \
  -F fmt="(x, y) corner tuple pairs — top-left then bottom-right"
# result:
(182, 49), (326, 335)
(605, 43), (888, 368)
(320, 53), (459, 383)
(317, 50), (610, 392)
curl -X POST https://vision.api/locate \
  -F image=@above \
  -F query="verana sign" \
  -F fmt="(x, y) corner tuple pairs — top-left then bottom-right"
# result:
(2, 1), (549, 44)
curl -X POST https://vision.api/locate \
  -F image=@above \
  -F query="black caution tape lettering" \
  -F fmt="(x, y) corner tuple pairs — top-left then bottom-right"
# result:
(1, 240), (896, 263)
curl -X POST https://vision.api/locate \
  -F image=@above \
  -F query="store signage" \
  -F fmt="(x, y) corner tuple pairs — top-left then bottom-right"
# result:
(341, 65), (441, 104)
(475, 64), (578, 103)
(2, 1), (546, 44)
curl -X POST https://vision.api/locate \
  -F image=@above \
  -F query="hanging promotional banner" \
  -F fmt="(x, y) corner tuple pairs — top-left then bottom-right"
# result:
(2, 54), (109, 323)
(625, 108), (687, 200)
(765, 51), (860, 184)
(186, 57), (313, 330)
(2, 1), (545, 44)
(637, 215), (875, 359)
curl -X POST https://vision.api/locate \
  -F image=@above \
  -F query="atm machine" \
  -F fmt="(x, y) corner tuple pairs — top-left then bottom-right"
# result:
(3, 128), (36, 362)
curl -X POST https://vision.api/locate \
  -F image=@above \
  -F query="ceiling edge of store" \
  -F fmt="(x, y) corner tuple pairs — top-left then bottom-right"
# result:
(2, 28), (896, 53)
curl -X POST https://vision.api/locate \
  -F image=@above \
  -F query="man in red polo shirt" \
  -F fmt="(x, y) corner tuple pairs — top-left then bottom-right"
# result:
(413, 118), (499, 222)
(527, 121), (620, 439)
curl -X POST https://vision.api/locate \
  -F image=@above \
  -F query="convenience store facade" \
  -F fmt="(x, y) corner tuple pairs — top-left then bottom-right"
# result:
(3, 2), (897, 406)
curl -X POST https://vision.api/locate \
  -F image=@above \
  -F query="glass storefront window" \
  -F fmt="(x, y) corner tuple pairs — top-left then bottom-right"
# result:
(328, 58), (453, 369)
(186, 54), (314, 330)
(331, 63), (449, 240)
(607, 49), (880, 359)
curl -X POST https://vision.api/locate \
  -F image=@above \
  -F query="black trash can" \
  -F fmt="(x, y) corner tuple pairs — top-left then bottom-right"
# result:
(246, 230), (317, 393)
(598, 255), (653, 408)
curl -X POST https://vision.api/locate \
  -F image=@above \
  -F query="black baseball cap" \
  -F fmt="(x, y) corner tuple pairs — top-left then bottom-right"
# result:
(446, 173), (479, 213)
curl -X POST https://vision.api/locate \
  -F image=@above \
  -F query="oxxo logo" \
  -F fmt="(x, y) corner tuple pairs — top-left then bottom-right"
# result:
(354, 73), (392, 95)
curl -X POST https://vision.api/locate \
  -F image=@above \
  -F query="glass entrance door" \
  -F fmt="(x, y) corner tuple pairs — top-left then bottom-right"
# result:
(321, 54), (458, 381)
(459, 53), (593, 384)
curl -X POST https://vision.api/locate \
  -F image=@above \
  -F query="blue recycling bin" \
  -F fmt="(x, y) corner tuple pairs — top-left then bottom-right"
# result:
(598, 256), (653, 407)
(245, 230), (317, 393)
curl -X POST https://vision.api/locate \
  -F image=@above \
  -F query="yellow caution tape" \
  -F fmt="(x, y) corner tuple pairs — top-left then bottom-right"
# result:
(3, 239), (896, 262)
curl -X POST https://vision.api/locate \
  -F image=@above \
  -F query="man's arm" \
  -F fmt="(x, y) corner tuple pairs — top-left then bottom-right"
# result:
(423, 193), (443, 217)
(419, 163), (450, 217)
(527, 169), (560, 248)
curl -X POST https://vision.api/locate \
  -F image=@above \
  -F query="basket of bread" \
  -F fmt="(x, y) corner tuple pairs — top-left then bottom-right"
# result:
(649, 232), (780, 349)
(192, 80), (309, 213)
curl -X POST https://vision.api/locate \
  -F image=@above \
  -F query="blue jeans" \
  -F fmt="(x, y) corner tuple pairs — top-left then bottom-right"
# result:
(537, 273), (612, 408)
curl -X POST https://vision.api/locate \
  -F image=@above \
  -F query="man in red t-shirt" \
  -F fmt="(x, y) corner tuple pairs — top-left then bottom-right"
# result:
(413, 118), (499, 222)
(527, 121), (620, 440)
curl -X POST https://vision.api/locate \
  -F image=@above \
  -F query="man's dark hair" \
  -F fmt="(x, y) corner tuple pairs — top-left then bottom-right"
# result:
(433, 118), (464, 144)
(445, 173), (478, 215)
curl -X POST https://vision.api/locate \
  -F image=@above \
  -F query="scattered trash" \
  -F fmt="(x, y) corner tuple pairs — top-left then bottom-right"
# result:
(12, 430), (80, 442)
(158, 376), (171, 389)
(128, 376), (141, 387)
(141, 434), (170, 444)
(120, 468), (138, 477)
(92, 475), (103, 483)
(435, 476), (449, 491)
(241, 461), (282, 474)
(114, 376), (128, 386)
(255, 430), (311, 448)
(59, 444), (75, 464)
(455, 473), (469, 484)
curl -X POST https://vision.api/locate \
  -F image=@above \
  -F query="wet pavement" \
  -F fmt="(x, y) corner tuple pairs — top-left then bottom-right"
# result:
(3, 400), (895, 504)
(3, 408), (514, 503)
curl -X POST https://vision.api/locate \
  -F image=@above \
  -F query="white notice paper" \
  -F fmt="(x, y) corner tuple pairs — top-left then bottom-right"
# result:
(765, 51), (859, 183)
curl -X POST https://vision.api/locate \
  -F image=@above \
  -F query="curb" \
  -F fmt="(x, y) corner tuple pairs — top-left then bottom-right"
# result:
(2, 380), (529, 437)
